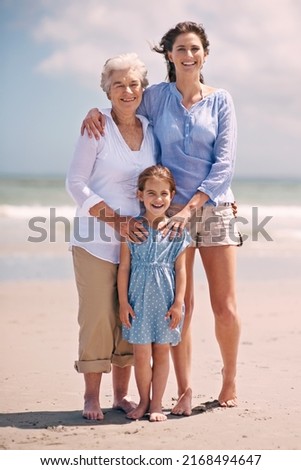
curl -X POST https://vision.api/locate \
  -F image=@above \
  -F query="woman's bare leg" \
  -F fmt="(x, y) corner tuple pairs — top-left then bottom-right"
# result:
(150, 344), (170, 421)
(200, 245), (241, 406)
(170, 247), (195, 415)
(127, 344), (152, 419)
(83, 372), (103, 420)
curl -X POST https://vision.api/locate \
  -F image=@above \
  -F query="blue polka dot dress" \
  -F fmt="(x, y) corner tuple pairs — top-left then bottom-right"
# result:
(122, 227), (191, 346)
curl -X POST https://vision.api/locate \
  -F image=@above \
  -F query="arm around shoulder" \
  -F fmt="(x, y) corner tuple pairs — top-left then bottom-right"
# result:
(81, 108), (106, 139)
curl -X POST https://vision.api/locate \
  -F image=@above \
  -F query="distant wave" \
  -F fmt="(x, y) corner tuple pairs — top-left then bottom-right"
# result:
(0, 204), (76, 219)
(1, 203), (301, 220)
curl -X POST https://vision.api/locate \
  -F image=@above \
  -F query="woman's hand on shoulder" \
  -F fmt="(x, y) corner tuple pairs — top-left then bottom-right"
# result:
(120, 216), (149, 243)
(158, 208), (190, 239)
(81, 108), (106, 139)
(89, 203), (148, 242)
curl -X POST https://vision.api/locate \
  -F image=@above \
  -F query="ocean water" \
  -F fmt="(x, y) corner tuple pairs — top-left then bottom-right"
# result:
(0, 177), (301, 282)
(1, 176), (301, 207)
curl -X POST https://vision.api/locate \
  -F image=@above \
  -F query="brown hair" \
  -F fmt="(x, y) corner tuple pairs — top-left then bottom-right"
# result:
(152, 21), (210, 83)
(138, 165), (176, 193)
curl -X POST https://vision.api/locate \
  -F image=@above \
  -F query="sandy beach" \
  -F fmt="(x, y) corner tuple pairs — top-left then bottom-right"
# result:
(1, 231), (301, 453)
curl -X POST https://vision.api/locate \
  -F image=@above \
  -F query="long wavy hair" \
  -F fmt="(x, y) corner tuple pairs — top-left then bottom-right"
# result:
(152, 21), (210, 83)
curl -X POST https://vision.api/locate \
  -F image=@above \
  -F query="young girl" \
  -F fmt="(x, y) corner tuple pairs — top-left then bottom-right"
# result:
(118, 165), (191, 422)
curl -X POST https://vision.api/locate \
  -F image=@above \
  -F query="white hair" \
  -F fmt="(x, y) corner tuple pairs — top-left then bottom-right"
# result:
(100, 53), (149, 93)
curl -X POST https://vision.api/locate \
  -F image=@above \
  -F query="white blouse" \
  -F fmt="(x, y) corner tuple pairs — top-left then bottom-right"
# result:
(66, 109), (157, 263)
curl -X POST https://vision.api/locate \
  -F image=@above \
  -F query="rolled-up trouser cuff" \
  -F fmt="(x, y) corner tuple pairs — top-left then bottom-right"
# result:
(112, 353), (134, 368)
(74, 359), (111, 374)
(74, 354), (134, 373)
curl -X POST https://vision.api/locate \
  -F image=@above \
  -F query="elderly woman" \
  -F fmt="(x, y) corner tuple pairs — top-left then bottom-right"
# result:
(66, 53), (157, 420)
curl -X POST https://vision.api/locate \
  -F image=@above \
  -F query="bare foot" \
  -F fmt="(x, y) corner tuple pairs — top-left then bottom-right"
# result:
(126, 402), (149, 420)
(171, 388), (192, 416)
(218, 371), (238, 407)
(83, 397), (104, 420)
(113, 396), (137, 414)
(149, 409), (167, 422)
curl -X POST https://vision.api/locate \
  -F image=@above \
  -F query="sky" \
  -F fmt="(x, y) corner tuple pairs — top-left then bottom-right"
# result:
(1, 0), (301, 179)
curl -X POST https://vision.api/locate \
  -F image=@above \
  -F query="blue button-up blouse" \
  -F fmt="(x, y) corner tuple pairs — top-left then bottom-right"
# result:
(138, 82), (237, 206)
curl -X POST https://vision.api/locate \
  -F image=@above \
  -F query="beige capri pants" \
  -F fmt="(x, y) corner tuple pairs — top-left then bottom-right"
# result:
(72, 246), (133, 374)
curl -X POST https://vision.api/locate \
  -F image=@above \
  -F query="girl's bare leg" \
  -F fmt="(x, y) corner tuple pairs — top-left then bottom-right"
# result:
(170, 247), (195, 416)
(83, 372), (103, 420)
(112, 365), (137, 413)
(126, 344), (152, 420)
(200, 245), (241, 407)
(149, 344), (170, 421)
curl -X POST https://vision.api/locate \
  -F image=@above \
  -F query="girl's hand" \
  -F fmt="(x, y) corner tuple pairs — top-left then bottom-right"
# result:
(81, 108), (105, 139)
(165, 303), (182, 329)
(120, 303), (135, 329)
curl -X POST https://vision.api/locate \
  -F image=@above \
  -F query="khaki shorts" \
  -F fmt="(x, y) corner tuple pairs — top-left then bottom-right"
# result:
(72, 246), (133, 374)
(189, 204), (243, 247)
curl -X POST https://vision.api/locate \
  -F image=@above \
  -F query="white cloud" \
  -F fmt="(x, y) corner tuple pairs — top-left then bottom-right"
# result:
(30, 0), (301, 88)
(5, 0), (300, 177)
(36, 43), (103, 79)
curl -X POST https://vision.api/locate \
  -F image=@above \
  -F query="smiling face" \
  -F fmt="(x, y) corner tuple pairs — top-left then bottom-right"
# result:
(167, 32), (207, 77)
(138, 176), (175, 223)
(108, 68), (143, 114)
